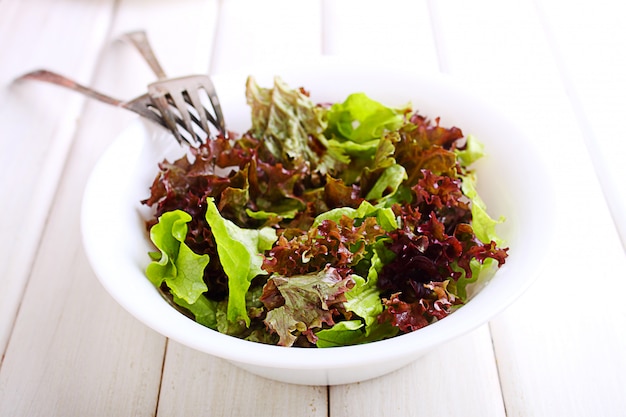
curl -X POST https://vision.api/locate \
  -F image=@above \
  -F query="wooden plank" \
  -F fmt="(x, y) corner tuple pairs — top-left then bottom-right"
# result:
(535, 0), (626, 248)
(429, 0), (626, 415)
(330, 325), (506, 417)
(150, 2), (329, 415)
(210, 0), (323, 75)
(102, 0), (220, 89)
(323, 1), (506, 415)
(0, 1), (223, 415)
(321, 0), (439, 71)
(0, 0), (115, 357)
(157, 341), (328, 417)
(0, 240), (165, 416)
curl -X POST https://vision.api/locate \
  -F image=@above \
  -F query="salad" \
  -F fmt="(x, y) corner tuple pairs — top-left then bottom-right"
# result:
(142, 76), (509, 347)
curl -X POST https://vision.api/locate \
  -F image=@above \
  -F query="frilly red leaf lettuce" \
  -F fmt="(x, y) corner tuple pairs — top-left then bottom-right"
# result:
(261, 266), (353, 346)
(379, 281), (461, 332)
(376, 171), (508, 328)
(142, 76), (509, 347)
(262, 212), (386, 277)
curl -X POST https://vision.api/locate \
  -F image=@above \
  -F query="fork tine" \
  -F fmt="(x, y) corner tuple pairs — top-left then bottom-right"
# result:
(148, 82), (195, 145)
(147, 75), (227, 146)
(197, 77), (227, 137)
(184, 87), (211, 137)
(169, 90), (199, 144)
(149, 93), (186, 145)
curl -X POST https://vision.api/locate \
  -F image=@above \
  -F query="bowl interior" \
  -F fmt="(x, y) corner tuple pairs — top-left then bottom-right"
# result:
(81, 61), (553, 374)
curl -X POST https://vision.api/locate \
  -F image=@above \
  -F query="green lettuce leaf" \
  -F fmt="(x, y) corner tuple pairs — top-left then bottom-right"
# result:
(172, 293), (218, 329)
(364, 164), (407, 201)
(326, 137), (380, 158)
(316, 243), (398, 347)
(455, 134), (485, 168)
(344, 247), (388, 327)
(357, 132), (408, 203)
(315, 319), (398, 348)
(315, 320), (364, 347)
(450, 138), (505, 300)
(461, 173), (505, 245)
(312, 200), (398, 232)
(245, 207), (299, 221)
(205, 197), (277, 326)
(326, 93), (404, 143)
(448, 257), (499, 301)
(146, 210), (210, 304)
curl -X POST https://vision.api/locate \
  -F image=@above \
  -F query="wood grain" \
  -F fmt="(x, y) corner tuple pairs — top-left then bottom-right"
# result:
(0, 0), (115, 358)
(1, 0), (625, 415)
(323, 2), (507, 415)
(330, 325), (506, 417)
(322, 0), (439, 71)
(431, 0), (626, 415)
(536, 0), (626, 248)
(150, 2), (329, 414)
(157, 341), (328, 417)
(210, 0), (323, 75)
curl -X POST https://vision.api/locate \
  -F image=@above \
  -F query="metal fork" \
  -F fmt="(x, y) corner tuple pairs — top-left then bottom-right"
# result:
(16, 32), (227, 147)
(18, 69), (169, 129)
(121, 31), (167, 80)
(121, 30), (227, 145)
(147, 74), (227, 145)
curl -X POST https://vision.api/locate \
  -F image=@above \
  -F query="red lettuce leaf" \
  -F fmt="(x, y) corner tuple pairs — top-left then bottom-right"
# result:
(377, 170), (508, 331)
(261, 267), (354, 346)
(379, 280), (461, 332)
(263, 215), (386, 277)
(393, 114), (464, 186)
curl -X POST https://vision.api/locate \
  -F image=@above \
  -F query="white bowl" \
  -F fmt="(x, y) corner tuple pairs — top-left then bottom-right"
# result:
(81, 60), (553, 386)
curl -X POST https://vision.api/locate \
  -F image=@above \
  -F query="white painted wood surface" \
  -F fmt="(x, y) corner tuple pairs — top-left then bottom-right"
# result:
(1, 0), (625, 416)
(0, 0), (115, 357)
(536, 0), (626, 249)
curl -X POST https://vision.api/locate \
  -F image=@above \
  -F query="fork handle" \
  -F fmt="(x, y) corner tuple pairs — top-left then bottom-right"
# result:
(121, 31), (167, 79)
(17, 70), (125, 107)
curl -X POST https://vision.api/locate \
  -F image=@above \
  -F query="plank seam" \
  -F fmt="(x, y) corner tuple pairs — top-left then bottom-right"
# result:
(0, 0), (119, 368)
(154, 338), (170, 417)
(425, 0), (448, 73)
(209, 0), (227, 75)
(488, 322), (510, 417)
(532, 0), (626, 251)
(326, 384), (331, 417)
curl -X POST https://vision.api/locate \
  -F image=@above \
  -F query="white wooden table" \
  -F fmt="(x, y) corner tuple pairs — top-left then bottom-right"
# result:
(1, 1), (625, 415)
